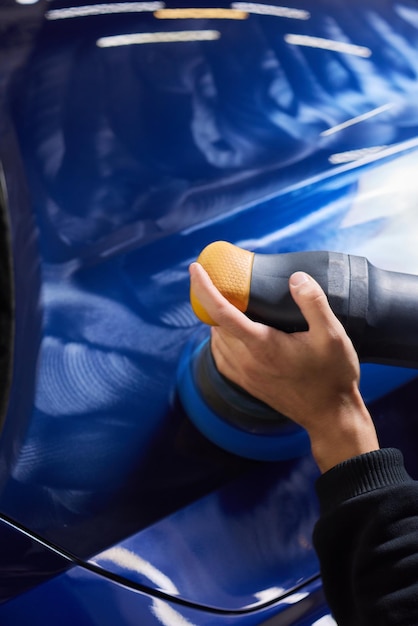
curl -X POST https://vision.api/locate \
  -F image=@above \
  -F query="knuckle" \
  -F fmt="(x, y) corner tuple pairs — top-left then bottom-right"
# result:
(305, 287), (327, 307)
(323, 324), (347, 351)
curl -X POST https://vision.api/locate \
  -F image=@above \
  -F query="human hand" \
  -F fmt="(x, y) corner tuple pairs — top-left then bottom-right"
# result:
(189, 262), (379, 472)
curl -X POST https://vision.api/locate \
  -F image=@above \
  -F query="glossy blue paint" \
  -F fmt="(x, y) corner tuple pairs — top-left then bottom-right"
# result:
(89, 453), (320, 610)
(0, 562), (330, 625)
(0, 5), (43, 490)
(0, 515), (71, 604)
(1, 0), (418, 622)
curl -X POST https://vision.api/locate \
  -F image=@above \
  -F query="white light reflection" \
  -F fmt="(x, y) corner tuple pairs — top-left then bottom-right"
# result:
(254, 586), (286, 603)
(284, 33), (372, 57)
(282, 591), (309, 604)
(155, 8), (248, 19)
(232, 2), (310, 20)
(16, 0), (40, 4)
(341, 147), (418, 230)
(46, 2), (164, 20)
(97, 30), (220, 47)
(329, 146), (388, 164)
(96, 547), (197, 626)
(313, 616), (337, 626)
(152, 599), (197, 626)
(321, 103), (395, 137)
(97, 546), (179, 595)
(254, 587), (309, 604)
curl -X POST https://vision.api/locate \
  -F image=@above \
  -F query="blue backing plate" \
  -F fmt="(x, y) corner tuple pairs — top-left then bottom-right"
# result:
(177, 336), (311, 462)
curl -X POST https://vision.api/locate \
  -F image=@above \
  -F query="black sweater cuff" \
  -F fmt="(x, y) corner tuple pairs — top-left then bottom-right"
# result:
(315, 448), (413, 515)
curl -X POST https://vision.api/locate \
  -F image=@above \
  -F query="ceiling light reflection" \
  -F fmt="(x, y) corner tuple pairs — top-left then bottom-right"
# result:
(232, 2), (310, 20)
(321, 103), (395, 137)
(46, 2), (164, 20)
(152, 598), (197, 626)
(329, 146), (388, 164)
(155, 8), (248, 19)
(254, 587), (286, 603)
(312, 616), (337, 626)
(284, 33), (372, 57)
(97, 547), (179, 594)
(97, 30), (220, 47)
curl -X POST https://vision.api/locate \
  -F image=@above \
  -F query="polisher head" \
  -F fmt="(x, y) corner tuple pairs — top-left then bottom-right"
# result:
(180, 240), (310, 461)
(177, 335), (310, 461)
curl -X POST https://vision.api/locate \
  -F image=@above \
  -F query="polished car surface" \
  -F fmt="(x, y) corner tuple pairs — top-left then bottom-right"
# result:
(1, 0), (418, 623)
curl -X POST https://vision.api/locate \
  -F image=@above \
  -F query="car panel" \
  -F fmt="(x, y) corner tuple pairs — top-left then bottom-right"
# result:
(1, 0), (418, 620)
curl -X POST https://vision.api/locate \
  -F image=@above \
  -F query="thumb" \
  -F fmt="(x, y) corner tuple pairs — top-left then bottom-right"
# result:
(289, 271), (340, 335)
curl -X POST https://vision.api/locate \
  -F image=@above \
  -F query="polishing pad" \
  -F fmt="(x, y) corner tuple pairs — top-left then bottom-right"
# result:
(177, 334), (310, 461)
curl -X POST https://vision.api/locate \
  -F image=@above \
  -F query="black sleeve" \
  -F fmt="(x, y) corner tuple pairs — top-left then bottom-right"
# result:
(313, 448), (418, 626)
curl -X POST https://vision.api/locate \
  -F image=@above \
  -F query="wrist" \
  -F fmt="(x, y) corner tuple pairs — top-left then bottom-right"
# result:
(308, 390), (379, 473)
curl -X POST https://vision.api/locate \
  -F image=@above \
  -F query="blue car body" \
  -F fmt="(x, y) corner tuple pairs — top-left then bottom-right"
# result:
(1, 0), (418, 623)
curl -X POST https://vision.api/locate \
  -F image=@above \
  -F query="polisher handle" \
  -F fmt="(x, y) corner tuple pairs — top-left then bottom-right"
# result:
(191, 241), (418, 368)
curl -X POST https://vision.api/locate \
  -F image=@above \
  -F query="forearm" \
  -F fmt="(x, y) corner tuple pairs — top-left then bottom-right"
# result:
(314, 448), (418, 625)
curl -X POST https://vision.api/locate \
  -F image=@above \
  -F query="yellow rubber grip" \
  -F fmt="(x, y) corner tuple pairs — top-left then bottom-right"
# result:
(190, 241), (254, 325)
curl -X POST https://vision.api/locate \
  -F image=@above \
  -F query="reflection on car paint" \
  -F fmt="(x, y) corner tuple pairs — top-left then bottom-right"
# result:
(1, 0), (418, 622)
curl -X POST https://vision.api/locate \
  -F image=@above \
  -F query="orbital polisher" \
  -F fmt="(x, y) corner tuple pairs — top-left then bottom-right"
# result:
(177, 241), (418, 461)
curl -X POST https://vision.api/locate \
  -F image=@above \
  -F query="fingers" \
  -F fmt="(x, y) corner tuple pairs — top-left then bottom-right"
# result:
(289, 272), (344, 339)
(189, 262), (254, 336)
(191, 263), (344, 343)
